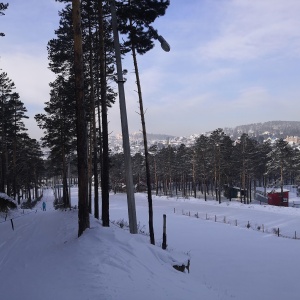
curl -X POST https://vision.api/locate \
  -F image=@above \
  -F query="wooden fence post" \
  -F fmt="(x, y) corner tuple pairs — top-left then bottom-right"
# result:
(10, 219), (14, 231)
(162, 214), (167, 250)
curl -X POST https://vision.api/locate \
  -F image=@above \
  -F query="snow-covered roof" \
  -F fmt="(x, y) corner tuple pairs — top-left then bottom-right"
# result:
(256, 187), (289, 193)
(0, 193), (17, 205)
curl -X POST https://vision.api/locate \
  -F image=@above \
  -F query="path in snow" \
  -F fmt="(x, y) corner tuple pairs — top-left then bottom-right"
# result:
(0, 189), (107, 300)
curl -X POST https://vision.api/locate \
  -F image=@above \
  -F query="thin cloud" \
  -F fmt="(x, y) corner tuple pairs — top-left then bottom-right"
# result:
(232, 86), (270, 108)
(1, 53), (54, 106)
(198, 0), (300, 62)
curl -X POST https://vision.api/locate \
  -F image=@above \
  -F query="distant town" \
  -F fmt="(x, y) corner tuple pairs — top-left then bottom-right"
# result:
(109, 120), (300, 155)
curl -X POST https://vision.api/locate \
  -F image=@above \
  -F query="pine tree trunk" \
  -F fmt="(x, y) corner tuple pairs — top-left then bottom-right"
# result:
(96, 74), (103, 205)
(0, 90), (6, 193)
(88, 123), (92, 214)
(86, 0), (99, 220)
(98, 0), (109, 227)
(130, 31), (155, 244)
(62, 146), (69, 208)
(12, 128), (17, 200)
(72, 0), (90, 237)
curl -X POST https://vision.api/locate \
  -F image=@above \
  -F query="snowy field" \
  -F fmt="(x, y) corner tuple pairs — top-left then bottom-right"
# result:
(1, 187), (300, 300)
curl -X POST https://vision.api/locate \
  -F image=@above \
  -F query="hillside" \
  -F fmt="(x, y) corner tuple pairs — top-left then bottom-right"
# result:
(141, 121), (300, 141)
(223, 120), (300, 140)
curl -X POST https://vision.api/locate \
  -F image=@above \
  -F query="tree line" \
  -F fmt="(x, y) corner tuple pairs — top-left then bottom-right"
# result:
(110, 129), (300, 204)
(0, 71), (45, 203)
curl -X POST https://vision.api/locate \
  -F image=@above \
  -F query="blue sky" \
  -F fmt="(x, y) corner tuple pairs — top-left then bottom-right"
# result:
(1, 0), (300, 140)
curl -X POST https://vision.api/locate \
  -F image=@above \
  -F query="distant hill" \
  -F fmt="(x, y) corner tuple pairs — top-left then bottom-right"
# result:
(110, 121), (300, 155)
(223, 121), (300, 141)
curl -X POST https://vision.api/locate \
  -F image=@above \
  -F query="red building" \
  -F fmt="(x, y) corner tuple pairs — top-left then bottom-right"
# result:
(267, 189), (289, 207)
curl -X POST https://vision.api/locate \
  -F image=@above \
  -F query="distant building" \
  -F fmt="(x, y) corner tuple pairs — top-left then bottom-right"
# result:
(255, 187), (289, 207)
(285, 136), (300, 145)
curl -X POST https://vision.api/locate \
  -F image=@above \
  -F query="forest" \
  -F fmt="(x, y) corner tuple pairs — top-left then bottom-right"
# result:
(110, 129), (300, 202)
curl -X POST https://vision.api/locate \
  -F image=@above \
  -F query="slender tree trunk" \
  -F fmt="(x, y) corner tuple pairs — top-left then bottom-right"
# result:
(34, 167), (38, 200)
(88, 122), (92, 214)
(87, 0), (99, 220)
(62, 146), (69, 208)
(96, 62), (103, 204)
(12, 115), (17, 200)
(53, 176), (58, 201)
(98, 0), (109, 227)
(92, 92), (99, 219)
(130, 29), (155, 244)
(1, 91), (6, 193)
(249, 178), (252, 203)
(192, 158), (196, 198)
(72, 0), (90, 237)
(154, 157), (158, 196)
(27, 183), (31, 203)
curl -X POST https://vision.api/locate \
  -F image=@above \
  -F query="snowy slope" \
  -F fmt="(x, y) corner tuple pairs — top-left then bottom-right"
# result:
(1, 188), (300, 300)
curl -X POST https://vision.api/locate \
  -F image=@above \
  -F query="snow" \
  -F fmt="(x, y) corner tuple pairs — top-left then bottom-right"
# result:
(1, 188), (300, 300)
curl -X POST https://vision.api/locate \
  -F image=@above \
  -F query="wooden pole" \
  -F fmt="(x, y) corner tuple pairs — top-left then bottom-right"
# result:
(162, 214), (167, 250)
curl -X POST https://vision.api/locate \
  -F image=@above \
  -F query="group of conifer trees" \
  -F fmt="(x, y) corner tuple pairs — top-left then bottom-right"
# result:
(0, 3), (45, 203)
(110, 129), (300, 204)
(0, 72), (45, 203)
(35, 0), (169, 236)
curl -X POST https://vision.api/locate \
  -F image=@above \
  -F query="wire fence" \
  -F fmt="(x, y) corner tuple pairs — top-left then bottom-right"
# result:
(177, 208), (300, 240)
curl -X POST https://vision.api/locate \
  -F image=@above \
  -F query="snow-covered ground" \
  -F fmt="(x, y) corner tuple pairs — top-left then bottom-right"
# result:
(1, 187), (300, 300)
